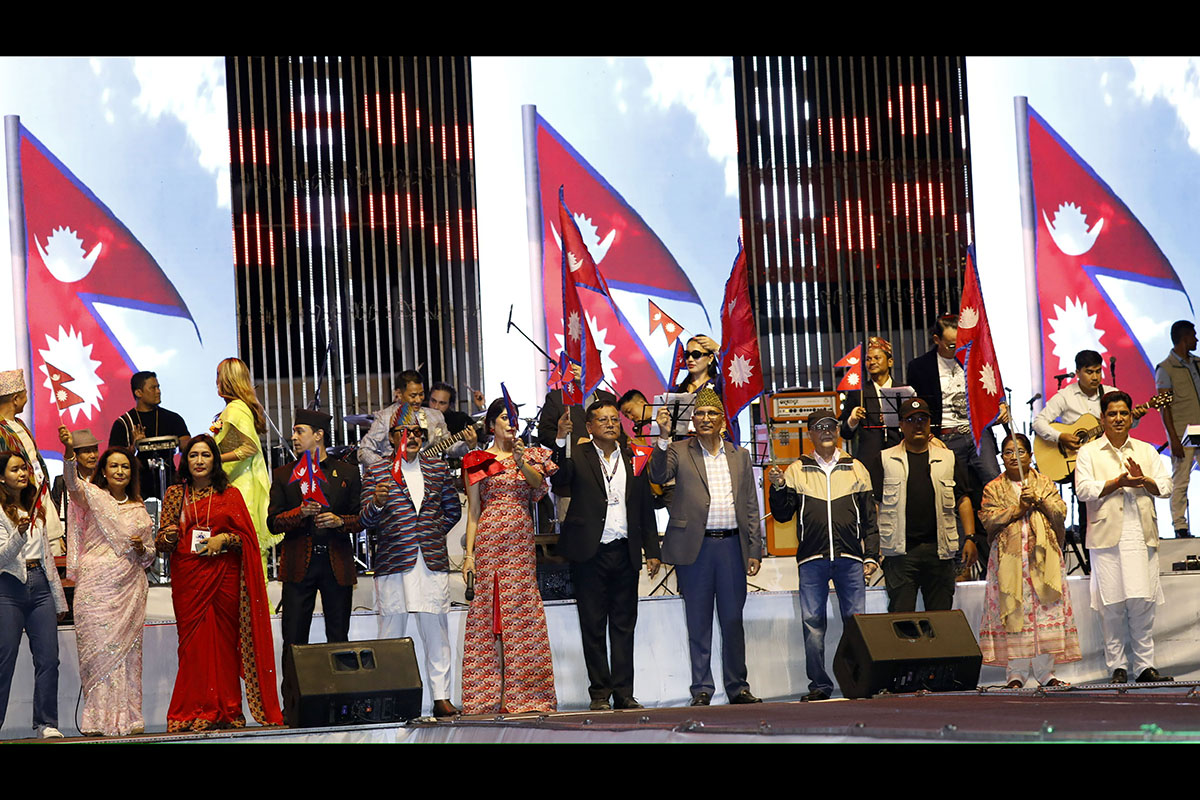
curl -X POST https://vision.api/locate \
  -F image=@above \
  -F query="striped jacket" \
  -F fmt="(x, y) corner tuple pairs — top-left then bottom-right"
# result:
(768, 453), (879, 565)
(360, 456), (462, 574)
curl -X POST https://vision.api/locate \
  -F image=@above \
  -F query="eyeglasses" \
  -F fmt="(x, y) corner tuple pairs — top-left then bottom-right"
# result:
(810, 421), (838, 433)
(1001, 448), (1029, 457)
(685, 350), (710, 360)
(693, 410), (722, 419)
(390, 427), (424, 437)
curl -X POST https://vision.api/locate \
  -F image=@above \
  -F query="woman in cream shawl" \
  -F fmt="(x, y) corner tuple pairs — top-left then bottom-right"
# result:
(979, 433), (1081, 688)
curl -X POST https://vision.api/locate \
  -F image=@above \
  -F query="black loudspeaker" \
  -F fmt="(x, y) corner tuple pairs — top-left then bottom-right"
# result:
(282, 638), (423, 728)
(833, 611), (982, 699)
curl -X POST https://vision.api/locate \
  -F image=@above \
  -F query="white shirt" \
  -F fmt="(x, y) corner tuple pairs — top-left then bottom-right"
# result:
(937, 355), (968, 429)
(594, 442), (628, 544)
(399, 455), (424, 508)
(814, 448), (843, 475)
(1032, 382), (1118, 443)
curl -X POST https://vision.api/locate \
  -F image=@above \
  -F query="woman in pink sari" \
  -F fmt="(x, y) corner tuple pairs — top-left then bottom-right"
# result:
(59, 427), (155, 736)
(156, 435), (282, 732)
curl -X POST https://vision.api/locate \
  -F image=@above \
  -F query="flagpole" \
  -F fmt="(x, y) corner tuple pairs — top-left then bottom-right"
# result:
(4, 116), (32, 415)
(521, 105), (548, 397)
(1013, 97), (1043, 413)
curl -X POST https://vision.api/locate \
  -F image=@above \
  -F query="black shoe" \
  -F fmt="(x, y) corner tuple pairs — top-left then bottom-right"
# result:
(1176, 528), (1194, 539)
(800, 689), (830, 702)
(729, 689), (763, 705)
(1111, 668), (1128, 684)
(1136, 667), (1173, 683)
(613, 696), (643, 710)
(589, 698), (612, 711)
(689, 692), (712, 707)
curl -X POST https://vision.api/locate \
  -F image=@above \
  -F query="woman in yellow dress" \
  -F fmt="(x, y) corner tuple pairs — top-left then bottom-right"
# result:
(212, 357), (274, 583)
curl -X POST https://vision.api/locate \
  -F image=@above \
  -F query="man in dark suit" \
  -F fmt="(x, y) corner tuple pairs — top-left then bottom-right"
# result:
(551, 399), (662, 711)
(267, 408), (362, 716)
(650, 388), (764, 707)
(838, 336), (903, 502)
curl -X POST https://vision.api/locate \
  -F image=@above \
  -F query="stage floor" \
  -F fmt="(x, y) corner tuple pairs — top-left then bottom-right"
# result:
(39, 684), (1200, 744)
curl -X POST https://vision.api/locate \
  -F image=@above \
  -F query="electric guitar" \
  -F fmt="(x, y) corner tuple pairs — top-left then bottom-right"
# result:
(1033, 391), (1172, 482)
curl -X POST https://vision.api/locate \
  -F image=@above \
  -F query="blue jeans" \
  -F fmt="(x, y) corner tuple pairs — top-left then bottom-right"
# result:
(798, 557), (866, 696)
(0, 568), (60, 731)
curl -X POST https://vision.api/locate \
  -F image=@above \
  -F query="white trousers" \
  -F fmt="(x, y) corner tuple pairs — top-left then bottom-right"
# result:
(377, 610), (452, 701)
(1170, 446), (1199, 531)
(1098, 598), (1157, 676)
(1006, 653), (1057, 686)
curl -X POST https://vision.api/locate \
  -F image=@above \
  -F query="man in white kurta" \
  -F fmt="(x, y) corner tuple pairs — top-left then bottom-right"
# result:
(1074, 391), (1173, 684)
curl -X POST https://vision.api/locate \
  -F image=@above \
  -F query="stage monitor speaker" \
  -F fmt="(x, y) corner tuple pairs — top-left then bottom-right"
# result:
(833, 611), (982, 699)
(283, 637), (423, 728)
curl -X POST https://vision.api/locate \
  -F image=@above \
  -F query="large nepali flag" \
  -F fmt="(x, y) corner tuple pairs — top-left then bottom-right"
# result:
(534, 113), (708, 400)
(1027, 105), (1188, 447)
(955, 247), (1005, 453)
(718, 241), (764, 435)
(558, 187), (608, 397)
(14, 125), (197, 458)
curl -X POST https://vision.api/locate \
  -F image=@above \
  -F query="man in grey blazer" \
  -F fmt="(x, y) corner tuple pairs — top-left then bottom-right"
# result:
(650, 387), (763, 706)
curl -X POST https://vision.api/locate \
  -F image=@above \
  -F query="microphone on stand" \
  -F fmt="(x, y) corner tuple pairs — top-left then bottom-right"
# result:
(1026, 393), (1042, 407)
(1110, 356), (1117, 384)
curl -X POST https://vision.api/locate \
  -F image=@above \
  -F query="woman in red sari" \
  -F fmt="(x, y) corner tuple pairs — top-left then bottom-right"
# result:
(156, 435), (282, 732)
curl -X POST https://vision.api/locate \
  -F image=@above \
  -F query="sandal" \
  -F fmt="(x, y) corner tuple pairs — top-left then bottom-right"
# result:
(1006, 679), (1024, 689)
(1043, 678), (1069, 687)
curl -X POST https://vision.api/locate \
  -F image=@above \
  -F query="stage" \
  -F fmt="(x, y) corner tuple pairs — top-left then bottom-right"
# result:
(41, 683), (1200, 744)
(6, 553), (1200, 743)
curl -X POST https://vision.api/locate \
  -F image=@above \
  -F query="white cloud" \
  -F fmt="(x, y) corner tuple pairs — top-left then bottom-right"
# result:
(641, 57), (738, 197)
(1128, 57), (1200, 152)
(129, 57), (231, 209)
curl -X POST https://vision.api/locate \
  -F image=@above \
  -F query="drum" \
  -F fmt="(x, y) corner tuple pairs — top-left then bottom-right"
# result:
(137, 435), (179, 454)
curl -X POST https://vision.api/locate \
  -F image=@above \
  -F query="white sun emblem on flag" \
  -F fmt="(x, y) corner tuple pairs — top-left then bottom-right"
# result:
(553, 311), (619, 387)
(1047, 296), (1106, 373)
(727, 353), (755, 388)
(300, 480), (310, 495)
(567, 310), (582, 341)
(979, 363), (999, 396)
(845, 371), (860, 387)
(958, 305), (979, 330)
(38, 325), (103, 423)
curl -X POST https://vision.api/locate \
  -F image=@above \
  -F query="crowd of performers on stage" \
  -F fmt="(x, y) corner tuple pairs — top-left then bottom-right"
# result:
(2, 316), (1199, 739)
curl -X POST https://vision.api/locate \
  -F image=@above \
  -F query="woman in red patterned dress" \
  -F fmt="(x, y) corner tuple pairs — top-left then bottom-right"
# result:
(156, 435), (282, 731)
(460, 399), (558, 714)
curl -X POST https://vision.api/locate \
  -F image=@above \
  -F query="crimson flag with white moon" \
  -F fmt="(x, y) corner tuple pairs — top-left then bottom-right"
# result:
(956, 247), (1005, 454)
(16, 124), (198, 454)
(1028, 105), (1189, 447)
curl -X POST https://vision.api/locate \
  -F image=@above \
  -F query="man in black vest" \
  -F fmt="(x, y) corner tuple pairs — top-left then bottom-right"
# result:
(551, 399), (661, 710)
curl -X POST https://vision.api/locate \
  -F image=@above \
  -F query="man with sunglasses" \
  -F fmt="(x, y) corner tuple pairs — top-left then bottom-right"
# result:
(551, 399), (661, 711)
(651, 388), (763, 707)
(767, 411), (878, 701)
(877, 398), (977, 612)
(360, 404), (463, 716)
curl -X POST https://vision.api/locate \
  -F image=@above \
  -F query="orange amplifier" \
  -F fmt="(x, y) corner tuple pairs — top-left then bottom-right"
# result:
(761, 390), (840, 556)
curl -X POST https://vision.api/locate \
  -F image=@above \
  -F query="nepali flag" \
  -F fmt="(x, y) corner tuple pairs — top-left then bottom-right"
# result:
(649, 300), (685, 346)
(547, 351), (582, 406)
(1026, 105), (1188, 447)
(955, 247), (1005, 453)
(289, 449), (329, 506)
(500, 382), (521, 440)
(42, 361), (84, 415)
(534, 113), (708, 400)
(667, 339), (688, 388)
(835, 344), (864, 392)
(630, 443), (654, 477)
(558, 188), (607, 397)
(13, 125), (198, 457)
(718, 241), (764, 435)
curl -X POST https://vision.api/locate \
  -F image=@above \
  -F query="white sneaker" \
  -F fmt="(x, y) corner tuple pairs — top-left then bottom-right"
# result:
(37, 726), (64, 739)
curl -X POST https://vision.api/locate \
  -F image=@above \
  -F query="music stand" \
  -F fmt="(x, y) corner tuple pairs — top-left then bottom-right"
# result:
(650, 392), (697, 441)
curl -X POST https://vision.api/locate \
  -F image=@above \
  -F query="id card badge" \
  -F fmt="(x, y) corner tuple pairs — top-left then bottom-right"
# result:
(191, 528), (212, 554)
(607, 488), (620, 506)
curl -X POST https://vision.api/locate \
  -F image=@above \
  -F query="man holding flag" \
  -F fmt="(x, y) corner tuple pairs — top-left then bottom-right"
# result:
(267, 408), (362, 717)
(359, 403), (463, 717)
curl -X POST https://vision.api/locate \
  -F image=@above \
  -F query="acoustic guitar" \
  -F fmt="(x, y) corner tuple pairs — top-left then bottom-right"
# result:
(1033, 391), (1172, 482)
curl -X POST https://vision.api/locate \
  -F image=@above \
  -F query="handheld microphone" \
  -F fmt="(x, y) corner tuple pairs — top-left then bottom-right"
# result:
(464, 569), (475, 602)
